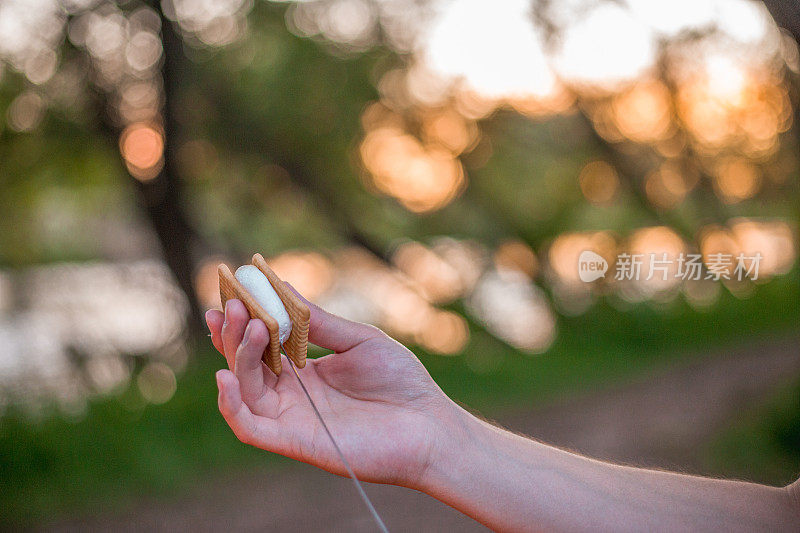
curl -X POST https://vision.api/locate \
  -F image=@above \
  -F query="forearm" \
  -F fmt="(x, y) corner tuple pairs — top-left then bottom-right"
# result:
(419, 404), (800, 532)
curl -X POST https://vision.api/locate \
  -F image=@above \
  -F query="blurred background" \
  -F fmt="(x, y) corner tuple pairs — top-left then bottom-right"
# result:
(0, 0), (799, 530)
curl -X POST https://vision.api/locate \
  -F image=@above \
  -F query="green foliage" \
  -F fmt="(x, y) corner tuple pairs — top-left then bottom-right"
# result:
(0, 350), (269, 526)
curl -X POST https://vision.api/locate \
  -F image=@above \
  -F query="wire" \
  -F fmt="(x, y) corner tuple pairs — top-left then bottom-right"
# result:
(284, 352), (389, 533)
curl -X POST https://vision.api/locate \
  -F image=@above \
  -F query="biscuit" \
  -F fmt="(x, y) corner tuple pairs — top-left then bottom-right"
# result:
(218, 263), (283, 375)
(251, 253), (310, 369)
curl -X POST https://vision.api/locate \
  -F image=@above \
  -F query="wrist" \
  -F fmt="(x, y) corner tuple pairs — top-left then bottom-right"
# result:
(413, 399), (486, 494)
(413, 405), (545, 532)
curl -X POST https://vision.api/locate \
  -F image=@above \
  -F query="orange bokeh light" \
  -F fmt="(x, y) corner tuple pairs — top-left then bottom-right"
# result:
(548, 231), (616, 285)
(578, 160), (619, 206)
(268, 251), (335, 301)
(360, 126), (465, 213)
(120, 122), (164, 181)
(713, 158), (761, 203)
(494, 240), (538, 278)
(730, 219), (795, 276)
(422, 108), (477, 154)
(612, 79), (672, 143)
(701, 219), (796, 278)
(676, 61), (790, 156)
(645, 162), (697, 209)
(625, 226), (686, 296)
(415, 310), (469, 355)
(392, 241), (465, 303)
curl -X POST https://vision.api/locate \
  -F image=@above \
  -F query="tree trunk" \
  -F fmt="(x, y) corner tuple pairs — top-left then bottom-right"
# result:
(129, 6), (204, 337)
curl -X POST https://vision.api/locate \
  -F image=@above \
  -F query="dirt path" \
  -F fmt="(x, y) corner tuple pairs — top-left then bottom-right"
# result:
(44, 334), (800, 532)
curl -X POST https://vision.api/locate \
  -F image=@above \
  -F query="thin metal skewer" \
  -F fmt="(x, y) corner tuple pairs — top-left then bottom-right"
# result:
(282, 346), (389, 533)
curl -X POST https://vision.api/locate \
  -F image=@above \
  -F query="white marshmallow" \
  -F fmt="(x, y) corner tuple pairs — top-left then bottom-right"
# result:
(234, 265), (292, 344)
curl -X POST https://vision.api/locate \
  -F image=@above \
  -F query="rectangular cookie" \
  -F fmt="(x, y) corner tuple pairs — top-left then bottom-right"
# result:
(218, 263), (283, 375)
(251, 253), (310, 368)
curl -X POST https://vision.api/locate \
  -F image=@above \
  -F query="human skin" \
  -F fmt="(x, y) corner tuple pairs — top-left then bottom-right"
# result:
(206, 295), (800, 532)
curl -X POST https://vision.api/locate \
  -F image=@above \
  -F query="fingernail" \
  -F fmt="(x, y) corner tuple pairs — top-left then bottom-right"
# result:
(242, 320), (253, 345)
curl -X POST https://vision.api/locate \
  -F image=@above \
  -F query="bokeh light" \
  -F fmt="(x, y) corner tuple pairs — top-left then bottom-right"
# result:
(6, 91), (45, 132)
(578, 161), (620, 206)
(287, 0), (378, 51)
(645, 162), (698, 210)
(551, 3), (655, 89)
(120, 122), (164, 181)
(701, 219), (796, 279)
(622, 226), (686, 300)
(359, 125), (465, 212)
(548, 231), (616, 286)
(423, 0), (558, 100)
(0, 0), (65, 84)
(712, 158), (761, 204)
(0, 261), (186, 408)
(493, 240), (538, 279)
(163, 0), (252, 46)
(392, 241), (465, 304)
(611, 80), (672, 143)
(276, 244), (481, 355)
(415, 310), (469, 355)
(421, 107), (478, 154)
(137, 362), (177, 404)
(268, 251), (335, 301)
(731, 219), (796, 277)
(86, 355), (131, 394)
(546, 231), (616, 314)
(468, 269), (556, 353)
(682, 277), (721, 310)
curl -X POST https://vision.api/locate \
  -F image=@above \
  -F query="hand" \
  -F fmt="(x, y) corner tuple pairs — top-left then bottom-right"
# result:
(205, 292), (458, 488)
(206, 293), (800, 533)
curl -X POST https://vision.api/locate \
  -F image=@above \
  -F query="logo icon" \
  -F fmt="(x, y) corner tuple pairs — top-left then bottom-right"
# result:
(578, 250), (608, 282)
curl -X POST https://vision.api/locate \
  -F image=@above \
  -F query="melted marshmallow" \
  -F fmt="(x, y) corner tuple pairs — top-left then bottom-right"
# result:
(235, 265), (292, 344)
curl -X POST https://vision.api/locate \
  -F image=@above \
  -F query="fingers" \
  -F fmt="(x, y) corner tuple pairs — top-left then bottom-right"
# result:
(205, 309), (225, 355)
(216, 369), (259, 445)
(214, 288), (384, 357)
(216, 369), (285, 453)
(234, 319), (279, 414)
(221, 299), (249, 370)
(286, 283), (385, 353)
(208, 309), (278, 390)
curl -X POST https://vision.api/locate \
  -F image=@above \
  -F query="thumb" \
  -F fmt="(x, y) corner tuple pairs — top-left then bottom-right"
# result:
(284, 283), (384, 353)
